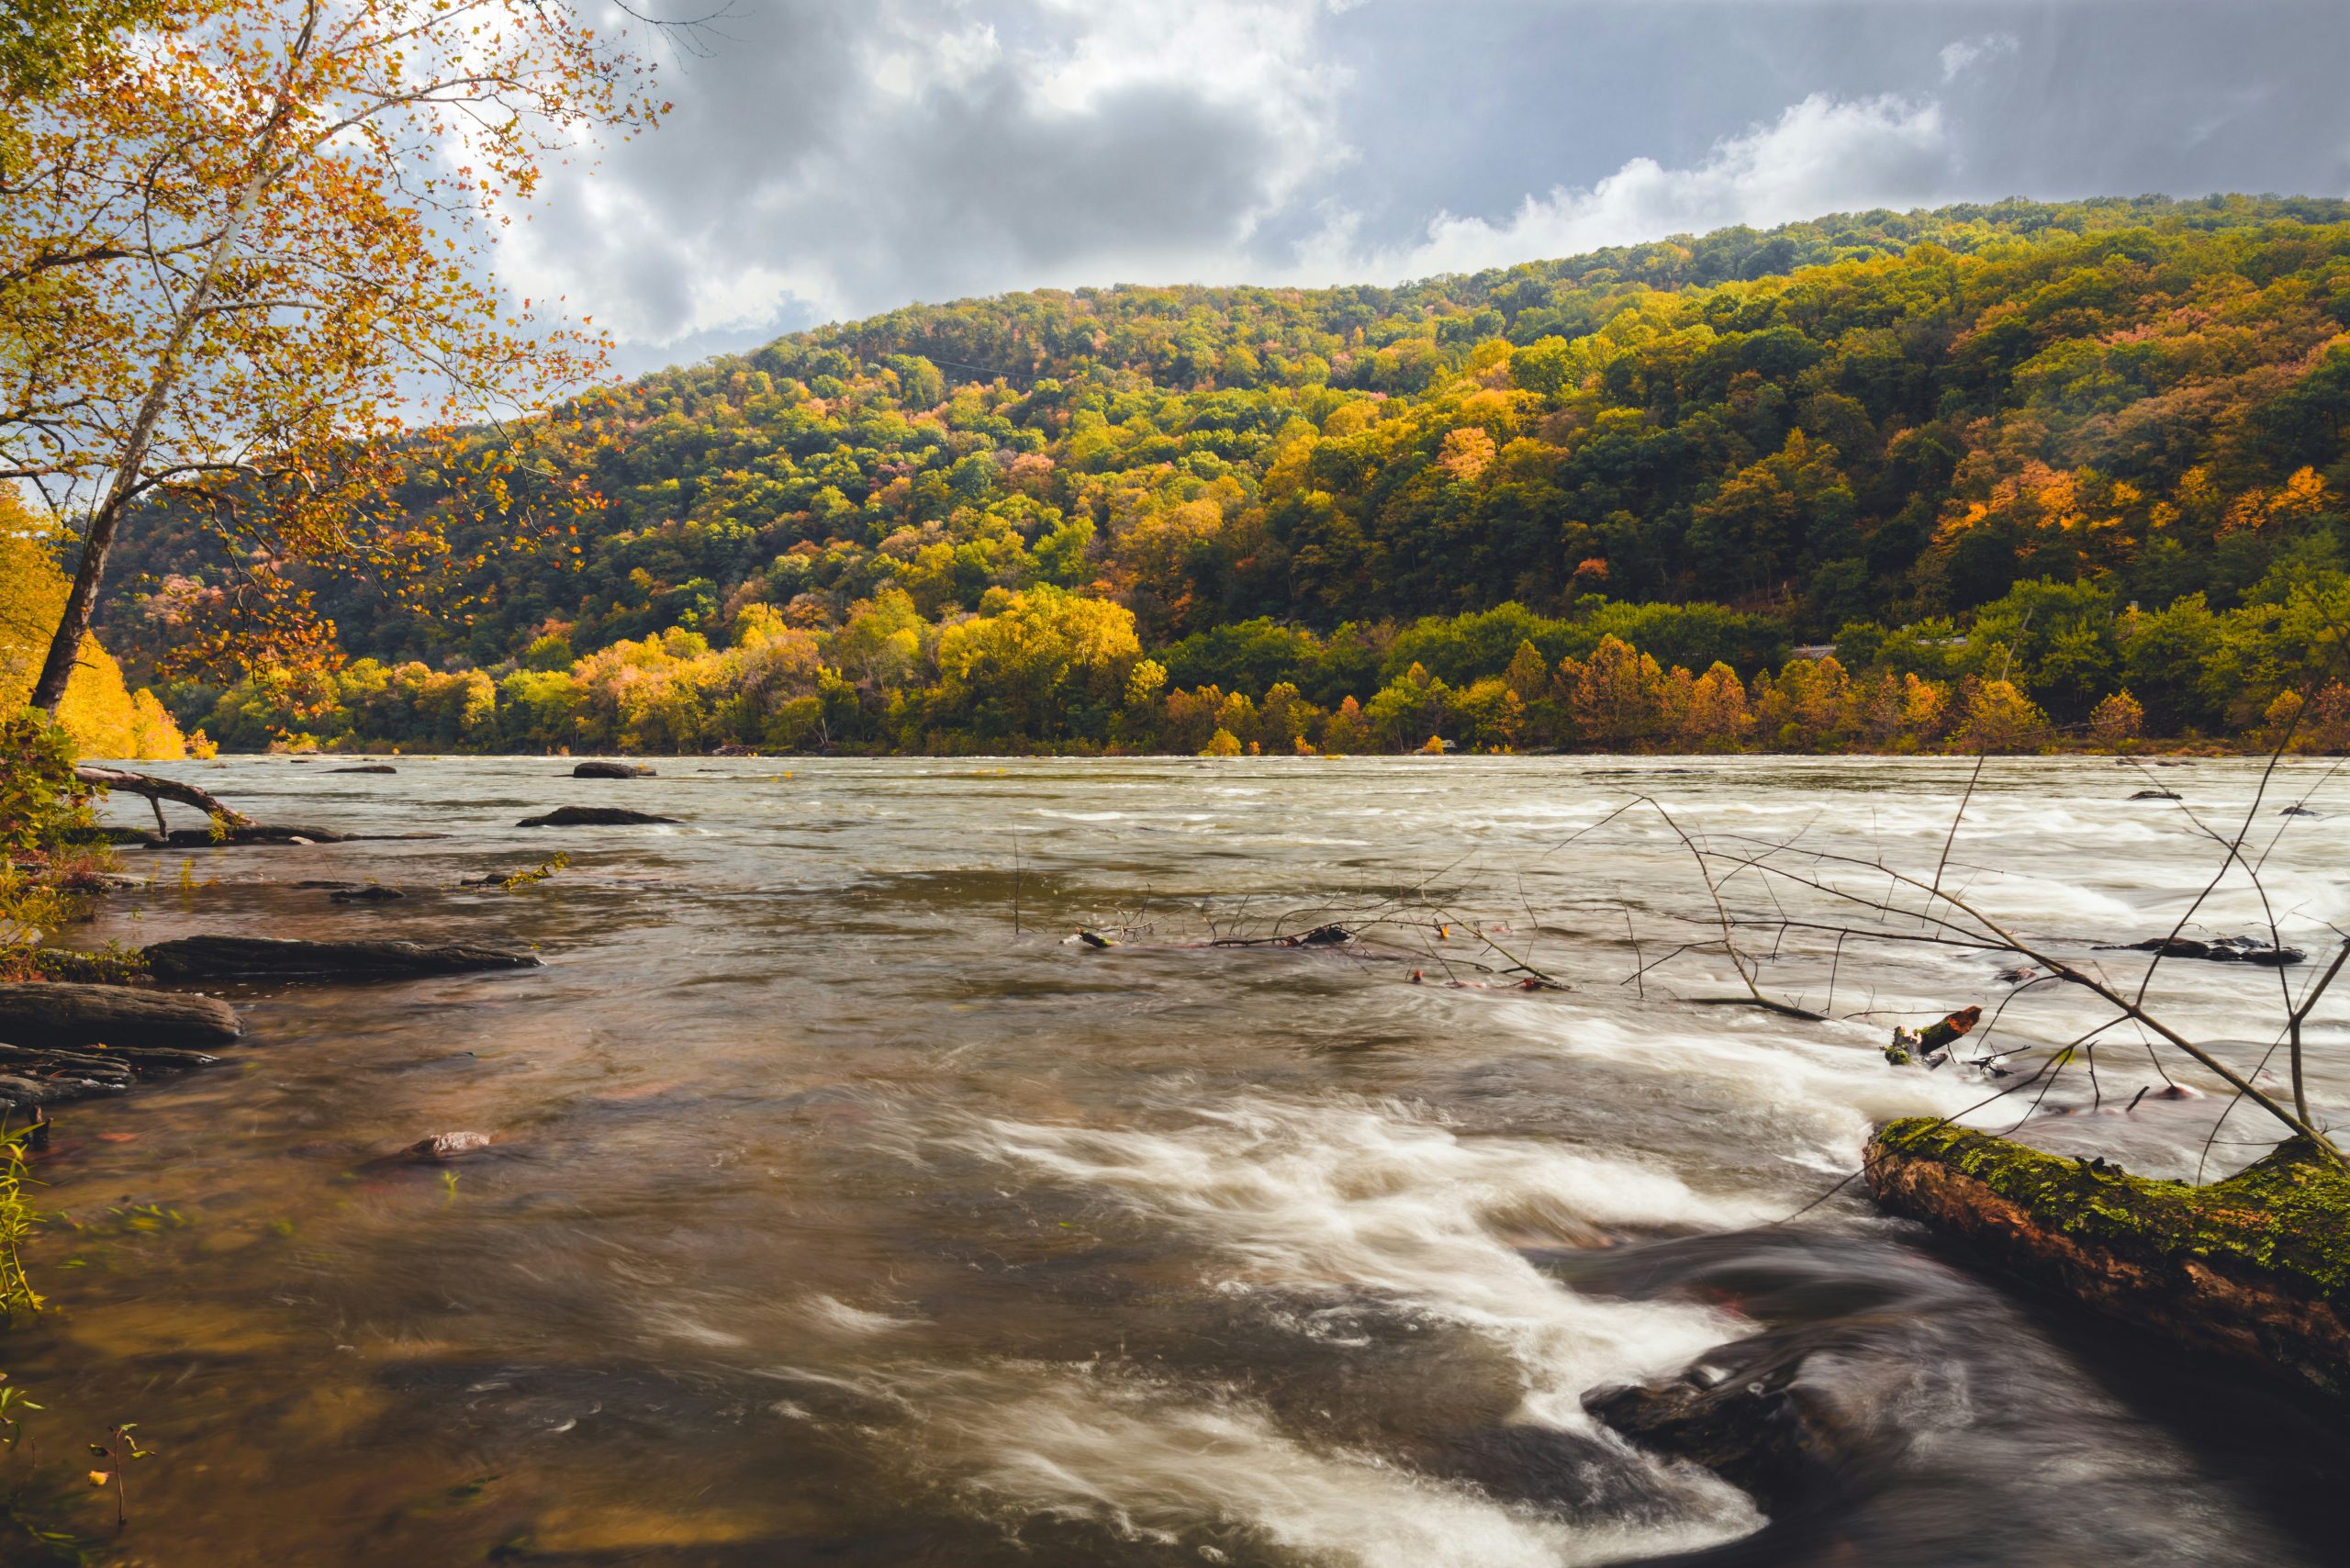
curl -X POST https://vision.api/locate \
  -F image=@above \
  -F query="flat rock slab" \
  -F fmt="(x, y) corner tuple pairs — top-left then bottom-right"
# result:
(572, 760), (656, 778)
(0, 1072), (128, 1109)
(144, 935), (542, 981)
(330, 764), (397, 774)
(0, 981), (243, 1050)
(158, 823), (354, 846)
(516, 805), (678, 827)
(144, 827), (447, 847)
(80, 826), (166, 846)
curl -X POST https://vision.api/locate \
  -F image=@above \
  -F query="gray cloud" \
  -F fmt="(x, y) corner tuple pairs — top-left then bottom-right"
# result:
(510, 0), (2350, 371)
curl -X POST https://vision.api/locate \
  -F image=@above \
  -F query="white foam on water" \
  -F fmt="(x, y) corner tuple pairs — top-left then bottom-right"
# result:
(936, 1371), (1762, 1568)
(946, 1098), (1762, 1428)
(1528, 1008), (1991, 1158)
(801, 1294), (924, 1336)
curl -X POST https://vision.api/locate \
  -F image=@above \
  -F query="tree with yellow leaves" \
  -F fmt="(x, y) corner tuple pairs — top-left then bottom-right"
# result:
(1, 492), (187, 756)
(5, 1), (670, 714)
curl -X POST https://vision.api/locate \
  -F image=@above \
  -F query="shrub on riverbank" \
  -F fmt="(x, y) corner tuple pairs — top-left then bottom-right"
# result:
(0, 712), (124, 983)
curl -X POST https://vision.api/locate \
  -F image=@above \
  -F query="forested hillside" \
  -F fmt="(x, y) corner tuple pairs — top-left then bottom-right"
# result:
(98, 196), (2350, 753)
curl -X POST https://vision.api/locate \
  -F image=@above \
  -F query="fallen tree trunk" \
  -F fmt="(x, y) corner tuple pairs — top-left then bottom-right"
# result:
(1864, 1117), (2350, 1405)
(73, 765), (253, 830)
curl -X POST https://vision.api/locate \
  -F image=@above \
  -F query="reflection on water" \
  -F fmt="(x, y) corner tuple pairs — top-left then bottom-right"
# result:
(6, 756), (2344, 1564)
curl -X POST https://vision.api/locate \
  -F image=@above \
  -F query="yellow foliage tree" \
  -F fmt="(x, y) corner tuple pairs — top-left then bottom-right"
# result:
(1, 494), (185, 756)
(1680, 662), (1752, 751)
(1567, 636), (1665, 747)
(1953, 678), (2051, 754)
(2089, 689), (2146, 749)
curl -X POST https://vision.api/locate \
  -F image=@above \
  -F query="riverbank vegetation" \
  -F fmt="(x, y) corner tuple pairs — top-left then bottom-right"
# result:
(170, 570), (2350, 756)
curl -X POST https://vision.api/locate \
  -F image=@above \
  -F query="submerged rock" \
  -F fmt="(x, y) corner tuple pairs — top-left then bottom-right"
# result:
(329, 764), (397, 774)
(1584, 1325), (1920, 1516)
(142, 935), (541, 980)
(326, 885), (406, 902)
(572, 760), (656, 778)
(1864, 1118), (2350, 1405)
(0, 1037), (221, 1108)
(2099, 935), (2305, 965)
(515, 805), (678, 827)
(0, 1071), (127, 1109)
(0, 1040), (218, 1073)
(2129, 788), (2182, 801)
(0, 980), (243, 1050)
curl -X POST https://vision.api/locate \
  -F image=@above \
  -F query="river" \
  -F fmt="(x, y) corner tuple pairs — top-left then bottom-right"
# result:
(8, 754), (2346, 1565)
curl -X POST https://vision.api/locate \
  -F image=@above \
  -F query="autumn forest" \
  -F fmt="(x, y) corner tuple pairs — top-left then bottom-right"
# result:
(45, 196), (2339, 759)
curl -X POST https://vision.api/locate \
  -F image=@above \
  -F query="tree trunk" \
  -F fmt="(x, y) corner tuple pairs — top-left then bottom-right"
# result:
(28, 141), (284, 714)
(73, 764), (253, 828)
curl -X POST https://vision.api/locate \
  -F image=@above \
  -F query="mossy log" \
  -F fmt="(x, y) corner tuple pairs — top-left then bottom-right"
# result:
(1865, 1117), (2350, 1404)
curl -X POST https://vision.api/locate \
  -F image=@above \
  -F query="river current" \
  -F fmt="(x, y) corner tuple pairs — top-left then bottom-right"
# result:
(11, 754), (2348, 1565)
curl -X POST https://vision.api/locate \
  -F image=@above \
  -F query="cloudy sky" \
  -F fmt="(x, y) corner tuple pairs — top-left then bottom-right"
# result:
(509, 0), (2350, 373)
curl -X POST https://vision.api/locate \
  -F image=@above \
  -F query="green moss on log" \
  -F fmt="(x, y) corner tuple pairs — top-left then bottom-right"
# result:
(1873, 1116), (2350, 1299)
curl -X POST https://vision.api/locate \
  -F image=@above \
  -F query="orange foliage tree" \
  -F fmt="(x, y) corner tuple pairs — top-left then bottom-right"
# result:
(5, 0), (669, 712)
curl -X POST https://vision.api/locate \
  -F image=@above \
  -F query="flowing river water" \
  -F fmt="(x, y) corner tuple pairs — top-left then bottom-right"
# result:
(8, 755), (2349, 1565)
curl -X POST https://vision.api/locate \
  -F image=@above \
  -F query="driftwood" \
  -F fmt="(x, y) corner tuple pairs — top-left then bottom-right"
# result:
(73, 765), (254, 831)
(0, 980), (243, 1050)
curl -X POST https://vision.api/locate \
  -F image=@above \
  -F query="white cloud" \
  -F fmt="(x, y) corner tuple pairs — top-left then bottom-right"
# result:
(1940, 31), (2020, 83)
(1289, 92), (1958, 285)
(502, 0), (1355, 347)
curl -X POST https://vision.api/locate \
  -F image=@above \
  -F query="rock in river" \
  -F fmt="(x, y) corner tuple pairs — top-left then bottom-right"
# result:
(406, 1130), (495, 1160)
(156, 823), (354, 846)
(0, 981), (243, 1050)
(1584, 1325), (1919, 1517)
(143, 935), (541, 981)
(0, 1071), (128, 1109)
(515, 804), (678, 827)
(572, 759), (656, 778)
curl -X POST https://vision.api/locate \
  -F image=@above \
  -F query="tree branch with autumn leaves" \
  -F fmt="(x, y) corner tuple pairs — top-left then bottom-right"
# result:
(0, 0), (678, 713)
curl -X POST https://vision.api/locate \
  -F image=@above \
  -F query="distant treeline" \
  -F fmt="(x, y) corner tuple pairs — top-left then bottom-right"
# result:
(178, 572), (2350, 756)
(92, 195), (2350, 751)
